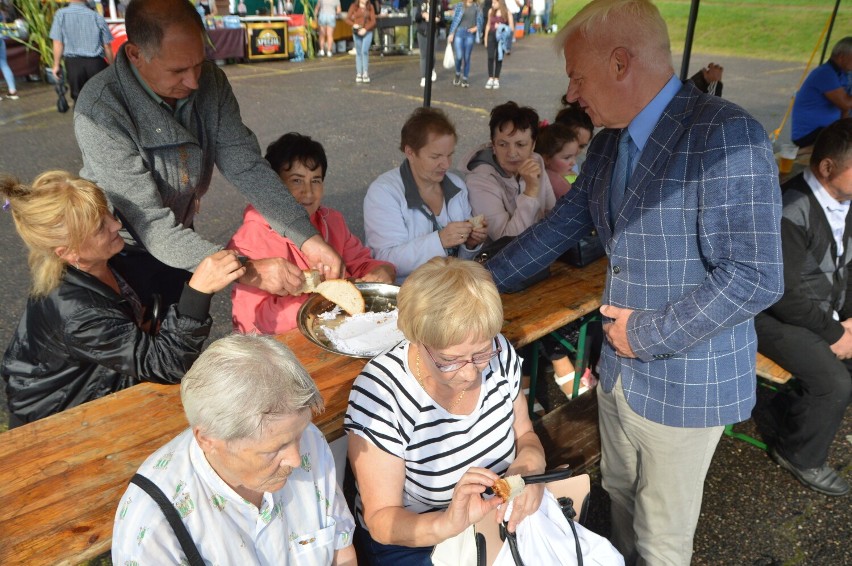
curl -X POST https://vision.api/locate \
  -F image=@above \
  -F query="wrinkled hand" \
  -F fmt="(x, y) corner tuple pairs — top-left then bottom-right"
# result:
(600, 304), (637, 358)
(703, 62), (723, 83)
(830, 322), (852, 359)
(518, 158), (542, 198)
(498, 483), (544, 533)
(466, 219), (488, 248)
(240, 257), (304, 295)
(188, 250), (246, 294)
(440, 220), (473, 249)
(437, 468), (502, 541)
(358, 265), (396, 284)
(302, 235), (344, 279)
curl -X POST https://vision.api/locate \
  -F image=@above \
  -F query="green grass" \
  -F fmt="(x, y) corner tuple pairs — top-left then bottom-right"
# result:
(551, 0), (852, 62)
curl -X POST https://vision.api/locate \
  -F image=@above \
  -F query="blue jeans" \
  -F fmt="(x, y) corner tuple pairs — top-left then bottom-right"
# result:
(354, 525), (433, 566)
(0, 39), (16, 93)
(354, 31), (373, 76)
(453, 28), (474, 79)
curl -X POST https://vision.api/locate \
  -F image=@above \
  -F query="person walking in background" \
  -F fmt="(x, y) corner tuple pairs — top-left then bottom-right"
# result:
(792, 36), (852, 148)
(347, 0), (376, 83)
(316, 0), (340, 57)
(414, 0), (439, 87)
(0, 9), (19, 100)
(448, 0), (483, 88)
(754, 119), (852, 497)
(483, 0), (513, 89)
(688, 61), (724, 97)
(486, 0), (783, 563)
(49, 0), (114, 101)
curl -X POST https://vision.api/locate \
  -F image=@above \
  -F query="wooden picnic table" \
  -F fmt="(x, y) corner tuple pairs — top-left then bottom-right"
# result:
(0, 257), (607, 565)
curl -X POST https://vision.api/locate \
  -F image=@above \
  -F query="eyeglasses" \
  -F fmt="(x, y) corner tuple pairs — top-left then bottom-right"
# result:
(423, 342), (502, 373)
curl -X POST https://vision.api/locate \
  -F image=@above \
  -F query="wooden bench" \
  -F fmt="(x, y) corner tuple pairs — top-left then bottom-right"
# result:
(0, 258), (609, 565)
(723, 352), (793, 450)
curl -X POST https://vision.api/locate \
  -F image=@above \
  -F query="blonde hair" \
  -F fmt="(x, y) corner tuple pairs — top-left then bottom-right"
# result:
(0, 171), (109, 297)
(397, 257), (503, 349)
(556, 0), (672, 73)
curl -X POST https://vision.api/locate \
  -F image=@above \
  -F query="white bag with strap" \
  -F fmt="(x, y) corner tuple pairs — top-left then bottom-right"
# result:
(443, 43), (455, 70)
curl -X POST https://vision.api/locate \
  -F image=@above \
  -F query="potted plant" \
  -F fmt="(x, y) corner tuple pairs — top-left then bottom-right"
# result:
(10, 0), (61, 82)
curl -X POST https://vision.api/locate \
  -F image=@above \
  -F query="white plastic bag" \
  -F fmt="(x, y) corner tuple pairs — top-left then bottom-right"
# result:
(443, 43), (455, 70)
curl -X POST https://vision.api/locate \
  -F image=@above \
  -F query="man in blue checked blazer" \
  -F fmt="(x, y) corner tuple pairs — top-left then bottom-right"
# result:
(487, 1), (784, 564)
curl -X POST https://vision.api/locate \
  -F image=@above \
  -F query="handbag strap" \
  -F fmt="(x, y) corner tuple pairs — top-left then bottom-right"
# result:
(130, 474), (206, 566)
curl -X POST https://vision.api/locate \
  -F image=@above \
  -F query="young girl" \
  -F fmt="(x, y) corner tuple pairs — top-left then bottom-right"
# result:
(483, 0), (513, 89)
(228, 133), (395, 334)
(536, 123), (582, 199)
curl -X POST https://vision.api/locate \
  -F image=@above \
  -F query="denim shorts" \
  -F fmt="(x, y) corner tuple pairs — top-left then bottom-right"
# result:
(318, 13), (337, 27)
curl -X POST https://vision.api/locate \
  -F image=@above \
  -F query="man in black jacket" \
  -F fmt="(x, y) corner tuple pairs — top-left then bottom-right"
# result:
(755, 118), (852, 496)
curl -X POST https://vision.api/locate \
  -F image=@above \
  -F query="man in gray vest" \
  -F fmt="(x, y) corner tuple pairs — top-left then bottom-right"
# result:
(74, 0), (341, 308)
(755, 118), (852, 497)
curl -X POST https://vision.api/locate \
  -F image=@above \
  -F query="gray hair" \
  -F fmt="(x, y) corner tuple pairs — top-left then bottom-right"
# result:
(181, 334), (324, 441)
(125, 0), (206, 59)
(555, 0), (673, 74)
(831, 36), (852, 59)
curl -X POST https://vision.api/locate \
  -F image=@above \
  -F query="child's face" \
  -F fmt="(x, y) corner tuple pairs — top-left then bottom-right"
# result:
(280, 160), (324, 216)
(544, 140), (581, 176)
(577, 128), (592, 152)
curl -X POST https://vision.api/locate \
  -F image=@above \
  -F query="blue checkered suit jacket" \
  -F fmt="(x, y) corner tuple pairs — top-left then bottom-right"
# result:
(488, 83), (784, 427)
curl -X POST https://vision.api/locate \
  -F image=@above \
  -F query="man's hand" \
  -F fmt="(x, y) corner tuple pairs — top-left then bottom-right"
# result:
(301, 235), (344, 279)
(830, 321), (852, 359)
(239, 257), (305, 295)
(600, 304), (637, 358)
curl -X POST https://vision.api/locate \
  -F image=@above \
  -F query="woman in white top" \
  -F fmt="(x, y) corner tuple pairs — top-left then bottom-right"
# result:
(345, 257), (546, 564)
(364, 107), (488, 284)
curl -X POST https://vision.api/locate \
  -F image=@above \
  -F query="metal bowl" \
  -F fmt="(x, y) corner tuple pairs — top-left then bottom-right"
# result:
(296, 282), (401, 358)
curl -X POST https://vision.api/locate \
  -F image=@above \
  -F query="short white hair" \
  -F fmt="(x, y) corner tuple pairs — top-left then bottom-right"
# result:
(181, 334), (324, 441)
(555, 0), (673, 74)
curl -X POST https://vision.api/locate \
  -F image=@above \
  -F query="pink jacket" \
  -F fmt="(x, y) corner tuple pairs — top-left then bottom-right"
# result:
(227, 205), (392, 334)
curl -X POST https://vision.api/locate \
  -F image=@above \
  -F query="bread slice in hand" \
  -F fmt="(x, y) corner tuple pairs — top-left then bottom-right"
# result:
(315, 279), (366, 315)
(297, 270), (322, 294)
(470, 214), (484, 229)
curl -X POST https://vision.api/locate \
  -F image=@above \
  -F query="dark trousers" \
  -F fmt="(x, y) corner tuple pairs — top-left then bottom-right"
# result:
(486, 31), (502, 78)
(754, 313), (852, 468)
(65, 56), (108, 100)
(353, 525), (432, 565)
(110, 248), (192, 316)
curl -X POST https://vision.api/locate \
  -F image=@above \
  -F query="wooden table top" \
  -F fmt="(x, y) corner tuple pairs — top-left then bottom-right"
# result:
(0, 257), (607, 565)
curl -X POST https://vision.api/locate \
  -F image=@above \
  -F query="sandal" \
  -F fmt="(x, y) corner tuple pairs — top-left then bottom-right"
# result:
(554, 368), (596, 400)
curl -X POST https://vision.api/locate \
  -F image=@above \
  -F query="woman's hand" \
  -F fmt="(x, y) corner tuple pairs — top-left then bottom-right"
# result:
(448, 33), (455, 42)
(439, 220), (473, 249)
(497, 482), (544, 533)
(519, 158), (542, 198)
(188, 250), (246, 294)
(358, 265), (396, 284)
(358, 28), (367, 36)
(466, 219), (488, 248)
(436, 467), (502, 540)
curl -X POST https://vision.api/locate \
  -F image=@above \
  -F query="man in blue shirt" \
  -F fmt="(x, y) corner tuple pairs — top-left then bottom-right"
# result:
(50, 0), (114, 101)
(792, 36), (852, 148)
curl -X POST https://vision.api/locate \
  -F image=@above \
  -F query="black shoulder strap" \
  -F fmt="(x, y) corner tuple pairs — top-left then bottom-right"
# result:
(130, 473), (206, 566)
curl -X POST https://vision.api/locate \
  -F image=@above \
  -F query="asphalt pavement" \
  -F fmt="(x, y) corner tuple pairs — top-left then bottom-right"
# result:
(0, 33), (848, 565)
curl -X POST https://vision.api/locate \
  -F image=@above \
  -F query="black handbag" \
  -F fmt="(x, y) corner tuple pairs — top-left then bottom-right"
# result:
(558, 229), (606, 267)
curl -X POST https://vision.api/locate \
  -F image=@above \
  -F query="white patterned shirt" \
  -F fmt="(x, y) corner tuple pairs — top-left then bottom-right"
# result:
(112, 424), (355, 565)
(344, 334), (521, 527)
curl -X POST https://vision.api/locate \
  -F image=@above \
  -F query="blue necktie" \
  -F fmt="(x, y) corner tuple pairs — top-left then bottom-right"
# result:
(610, 129), (634, 222)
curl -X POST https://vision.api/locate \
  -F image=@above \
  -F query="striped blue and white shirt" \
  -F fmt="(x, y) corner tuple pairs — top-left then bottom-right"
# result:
(344, 334), (521, 527)
(49, 3), (113, 58)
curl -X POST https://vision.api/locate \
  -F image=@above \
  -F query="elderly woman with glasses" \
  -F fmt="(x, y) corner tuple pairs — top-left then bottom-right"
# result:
(112, 334), (357, 565)
(344, 257), (545, 564)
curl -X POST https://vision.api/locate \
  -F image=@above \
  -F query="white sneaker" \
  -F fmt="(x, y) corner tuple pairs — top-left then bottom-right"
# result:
(5, 92), (19, 100)
(431, 69), (437, 82)
(493, 78), (500, 89)
(327, 51), (333, 57)
(356, 73), (363, 83)
(362, 74), (371, 83)
(485, 77), (494, 89)
(318, 49), (325, 56)
(348, 47), (357, 55)
(420, 77), (426, 87)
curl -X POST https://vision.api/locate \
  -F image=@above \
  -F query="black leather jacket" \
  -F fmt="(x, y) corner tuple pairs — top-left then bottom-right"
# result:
(2, 266), (213, 426)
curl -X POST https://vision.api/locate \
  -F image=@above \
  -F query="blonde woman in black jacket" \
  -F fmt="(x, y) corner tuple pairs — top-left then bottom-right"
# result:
(0, 172), (244, 427)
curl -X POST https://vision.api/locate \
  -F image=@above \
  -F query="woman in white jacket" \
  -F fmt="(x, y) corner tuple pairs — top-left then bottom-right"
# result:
(364, 107), (487, 284)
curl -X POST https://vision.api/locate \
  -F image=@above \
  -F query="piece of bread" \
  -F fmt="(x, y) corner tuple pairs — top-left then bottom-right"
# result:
(492, 475), (525, 503)
(315, 279), (366, 315)
(470, 214), (485, 229)
(297, 270), (322, 294)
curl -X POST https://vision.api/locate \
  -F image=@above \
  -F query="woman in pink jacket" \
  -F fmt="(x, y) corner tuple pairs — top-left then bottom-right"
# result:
(228, 132), (395, 334)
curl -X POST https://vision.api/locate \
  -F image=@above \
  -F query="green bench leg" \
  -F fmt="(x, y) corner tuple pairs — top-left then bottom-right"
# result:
(723, 423), (768, 451)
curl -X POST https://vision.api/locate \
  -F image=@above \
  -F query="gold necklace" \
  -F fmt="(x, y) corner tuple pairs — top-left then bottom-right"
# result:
(416, 349), (469, 411)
